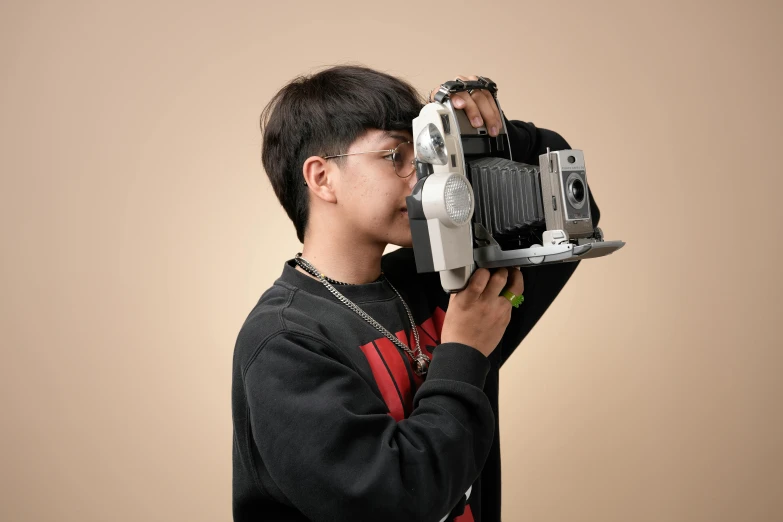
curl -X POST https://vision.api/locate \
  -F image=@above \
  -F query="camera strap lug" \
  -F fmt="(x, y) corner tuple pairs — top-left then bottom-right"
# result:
(545, 147), (556, 173)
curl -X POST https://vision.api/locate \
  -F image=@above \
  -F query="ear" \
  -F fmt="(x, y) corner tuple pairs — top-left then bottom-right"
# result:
(302, 155), (338, 204)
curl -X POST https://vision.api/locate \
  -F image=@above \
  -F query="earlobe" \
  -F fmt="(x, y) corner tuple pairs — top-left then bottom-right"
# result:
(302, 155), (338, 204)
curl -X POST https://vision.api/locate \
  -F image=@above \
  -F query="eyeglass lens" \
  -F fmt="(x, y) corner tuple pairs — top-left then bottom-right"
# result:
(392, 142), (415, 178)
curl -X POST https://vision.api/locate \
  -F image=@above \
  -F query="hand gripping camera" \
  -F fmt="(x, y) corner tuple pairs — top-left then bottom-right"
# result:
(406, 77), (626, 292)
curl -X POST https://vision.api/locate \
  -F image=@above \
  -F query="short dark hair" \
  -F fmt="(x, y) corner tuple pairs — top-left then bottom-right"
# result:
(260, 65), (425, 242)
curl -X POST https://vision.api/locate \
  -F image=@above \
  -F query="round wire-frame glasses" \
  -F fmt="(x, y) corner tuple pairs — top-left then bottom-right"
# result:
(322, 141), (415, 178)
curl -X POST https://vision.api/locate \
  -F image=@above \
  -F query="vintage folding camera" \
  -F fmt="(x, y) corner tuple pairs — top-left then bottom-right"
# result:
(406, 77), (625, 292)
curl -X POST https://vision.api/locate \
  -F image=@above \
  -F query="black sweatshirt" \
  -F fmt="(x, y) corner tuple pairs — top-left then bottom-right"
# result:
(232, 118), (601, 521)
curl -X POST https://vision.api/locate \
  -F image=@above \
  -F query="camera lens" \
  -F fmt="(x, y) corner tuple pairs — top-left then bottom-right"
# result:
(569, 179), (585, 202)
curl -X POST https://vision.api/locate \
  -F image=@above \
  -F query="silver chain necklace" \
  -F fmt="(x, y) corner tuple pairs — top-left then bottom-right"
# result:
(294, 253), (431, 377)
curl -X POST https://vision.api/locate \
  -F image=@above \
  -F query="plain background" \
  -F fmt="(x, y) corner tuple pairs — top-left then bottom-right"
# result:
(2, 0), (781, 520)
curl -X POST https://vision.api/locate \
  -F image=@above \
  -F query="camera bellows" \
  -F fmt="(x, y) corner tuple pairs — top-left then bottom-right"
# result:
(469, 158), (546, 238)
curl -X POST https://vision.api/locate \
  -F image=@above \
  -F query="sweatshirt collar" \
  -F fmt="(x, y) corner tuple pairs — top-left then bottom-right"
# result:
(279, 259), (397, 303)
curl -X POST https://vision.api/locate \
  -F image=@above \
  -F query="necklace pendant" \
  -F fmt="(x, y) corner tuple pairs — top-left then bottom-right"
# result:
(413, 355), (430, 377)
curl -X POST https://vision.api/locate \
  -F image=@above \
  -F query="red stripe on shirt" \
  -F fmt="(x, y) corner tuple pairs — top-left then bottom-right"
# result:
(419, 316), (440, 345)
(375, 337), (413, 415)
(431, 306), (446, 340)
(454, 504), (474, 521)
(358, 341), (405, 422)
(361, 307), (448, 419)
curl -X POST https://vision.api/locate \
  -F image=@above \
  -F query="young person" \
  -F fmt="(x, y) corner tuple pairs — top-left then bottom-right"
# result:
(232, 65), (600, 521)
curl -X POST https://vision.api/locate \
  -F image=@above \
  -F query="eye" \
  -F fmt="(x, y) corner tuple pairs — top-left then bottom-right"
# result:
(382, 152), (395, 161)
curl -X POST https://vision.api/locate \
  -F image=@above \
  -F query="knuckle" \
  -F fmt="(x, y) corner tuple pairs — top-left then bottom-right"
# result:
(474, 267), (490, 280)
(493, 267), (509, 281)
(469, 275), (487, 292)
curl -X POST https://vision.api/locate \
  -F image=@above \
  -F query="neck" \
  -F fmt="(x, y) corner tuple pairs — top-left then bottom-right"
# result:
(298, 230), (386, 285)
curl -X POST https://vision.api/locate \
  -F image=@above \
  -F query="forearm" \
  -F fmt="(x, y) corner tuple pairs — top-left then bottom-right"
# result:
(245, 334), (495, 522)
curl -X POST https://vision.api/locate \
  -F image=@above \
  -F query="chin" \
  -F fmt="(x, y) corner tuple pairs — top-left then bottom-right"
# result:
(387, 226), (414, 249)
(386, 235), (413, 249)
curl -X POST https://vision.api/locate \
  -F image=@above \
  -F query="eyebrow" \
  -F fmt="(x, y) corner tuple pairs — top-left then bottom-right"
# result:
(380, 131), (411, 146)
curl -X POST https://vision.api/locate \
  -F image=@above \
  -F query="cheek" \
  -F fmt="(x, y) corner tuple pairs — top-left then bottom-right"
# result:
(342, 168), (405, 225)
(355, 182), (398, 212)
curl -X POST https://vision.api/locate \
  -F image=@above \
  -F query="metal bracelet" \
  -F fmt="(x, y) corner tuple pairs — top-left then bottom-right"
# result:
(433, 77), (498, 103)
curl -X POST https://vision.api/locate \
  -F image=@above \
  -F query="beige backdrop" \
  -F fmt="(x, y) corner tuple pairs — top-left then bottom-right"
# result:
(1, 0), (781, 521)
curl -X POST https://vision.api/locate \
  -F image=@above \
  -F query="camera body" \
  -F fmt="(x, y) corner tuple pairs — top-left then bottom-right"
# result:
(539, 149), (592, 238)
(406, 78), (625, 292)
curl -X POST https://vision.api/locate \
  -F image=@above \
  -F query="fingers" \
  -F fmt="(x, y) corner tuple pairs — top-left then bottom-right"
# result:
(471, 90), (502, 136)
(482, 268), (509, 300)
(450, 75), (501, 137)
(451, 93), (483, 127)
(451, 93), (501, 136)
(430, 75), (502, 136)
(461, 268), (491, 302)
(504, 267), (524, 296)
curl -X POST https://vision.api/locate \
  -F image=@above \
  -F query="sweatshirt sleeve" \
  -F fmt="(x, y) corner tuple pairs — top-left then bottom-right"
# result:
(243, 331), (495, 522)
(497, 117), (601, 367)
